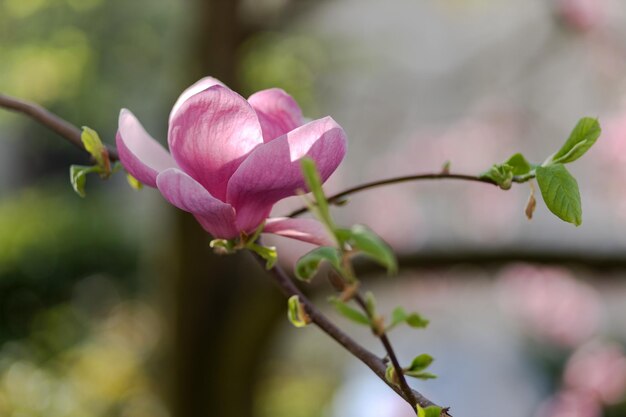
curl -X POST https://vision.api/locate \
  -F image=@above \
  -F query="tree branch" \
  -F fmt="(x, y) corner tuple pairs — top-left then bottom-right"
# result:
(287, 173), (499, 218)
(250, 252), (449, 415)
(0, 93), (119, 160)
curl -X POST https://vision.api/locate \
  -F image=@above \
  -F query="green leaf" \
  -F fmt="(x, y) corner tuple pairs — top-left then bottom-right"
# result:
(336, 225), (397, 274)
(295, 246), (342, 282)
(551, 117), (601, 164)
(126, 173), (143, 190)
(364, 291), (377, 317)
(69, 165), (99, 198)
(209, 239), (237, 254)
(389, 307), (429, 330)
(329, 297), (370, 326)
(247, 243), (278, 269)
(409, 372), (438, 380)
(406, 354), (434, 374)
(287, 295), (310, 328)
(479, 163), (514, 190)
(300, 157), (333, 229)
(417, 405), (442, 417)
(81, 126), (110, 174)
(536, 164), (582, 226)
(385, 365), (397, 385)
(504, 153), (532, 175)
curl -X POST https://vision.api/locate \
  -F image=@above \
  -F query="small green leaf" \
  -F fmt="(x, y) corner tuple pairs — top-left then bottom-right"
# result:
(409, 372), (438, 380)
(536, 164), (582, 226)
(329, 297), (370, 326)
(210, 239), (237, 254)
(300, 157), (333, 229)
(364, 291), (377, 317)
(504, 153), (532, 176)
(287, 295), (310, 328)
(248, 243), (278, 269)
(417, 405), (442, 417)
(406, 354), (434, 374)
(295, 246), (342, 282)
(385, 365), (397, 385)
(126, 173), (143, 190)
(336, 225), (397, 274)
(69, 165), (99, 198)
(81, 126), (110, 174)
(551, 117), (601, 164)
(388, 307), (429, 330)
(479, 163), (514, 190)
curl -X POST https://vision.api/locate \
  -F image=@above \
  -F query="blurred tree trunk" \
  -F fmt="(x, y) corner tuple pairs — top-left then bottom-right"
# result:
(167, 1), (283, 417)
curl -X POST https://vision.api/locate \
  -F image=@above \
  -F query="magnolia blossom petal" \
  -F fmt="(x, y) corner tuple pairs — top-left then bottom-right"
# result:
(168, 85), (264, 200)
(168, 76), (225, 124)
(116, 109), (177, 188)
(156, 168), (238, 238)
(263, 217), (334, 246)
(227, 116), (347, 232)
(248, 88), (303, 142)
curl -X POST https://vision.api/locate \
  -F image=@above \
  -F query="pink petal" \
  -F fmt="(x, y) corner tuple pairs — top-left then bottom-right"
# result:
(263, 217), (334, 246)
(168, 85), (264, 201)
(168, 76), (225, 124)
(156, 168), (239, 238)
(116, 109), (177, 188)
(227, 116), (347, 232)
(248, 88), (303, 142)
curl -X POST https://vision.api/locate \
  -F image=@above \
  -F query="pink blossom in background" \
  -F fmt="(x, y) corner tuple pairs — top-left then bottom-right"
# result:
(555, 0), (608, 32)
(116, 77), (346, 244)
(497, 264), (603, 347)
(534, 389), (602, 417)
(564, 341), (626, 405)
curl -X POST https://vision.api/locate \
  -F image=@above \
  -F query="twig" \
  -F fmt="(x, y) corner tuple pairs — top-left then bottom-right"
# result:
(250, 252), (448, 414)
(287, 173), (499, 218)
(353, 293), (418, 408)
(0, 93), (119, 160)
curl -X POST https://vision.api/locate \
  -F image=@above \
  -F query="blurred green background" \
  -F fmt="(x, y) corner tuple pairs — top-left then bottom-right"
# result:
(1, 1), (626, 416)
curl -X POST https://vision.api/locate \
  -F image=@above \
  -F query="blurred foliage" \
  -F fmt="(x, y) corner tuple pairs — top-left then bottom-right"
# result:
(0, 186), (139, 343)
(0, 0), (187, 157)
(0, 300), (167, 417)
(255, 369), (338, 417)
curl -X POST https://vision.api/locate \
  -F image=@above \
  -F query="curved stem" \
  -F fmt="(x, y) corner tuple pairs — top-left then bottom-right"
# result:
(0, 93), (119, 160)
(288, 173), (509, 218)
(250, 252), (447, 413)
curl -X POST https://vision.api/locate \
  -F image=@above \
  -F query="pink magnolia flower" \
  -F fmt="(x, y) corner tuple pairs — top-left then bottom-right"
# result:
(555, 0), (607, 32)
(116, 77), (346, 244)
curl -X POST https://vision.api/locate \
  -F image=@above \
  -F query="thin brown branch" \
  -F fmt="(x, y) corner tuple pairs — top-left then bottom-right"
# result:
(0, 93), (118, 160)
(287, 173), (498, 218)
(353, 293), (418, 409)
(250, 252), (447, 414)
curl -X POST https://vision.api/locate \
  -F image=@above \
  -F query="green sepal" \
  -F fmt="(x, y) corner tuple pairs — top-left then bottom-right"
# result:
(536, 164), (582, 226)
(247, 242), (278, 269)
(209, 239), (237, 254)
(295, 246), (343, 282)
(336, 225), (397, 274)
(329, 297), (370, 326)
